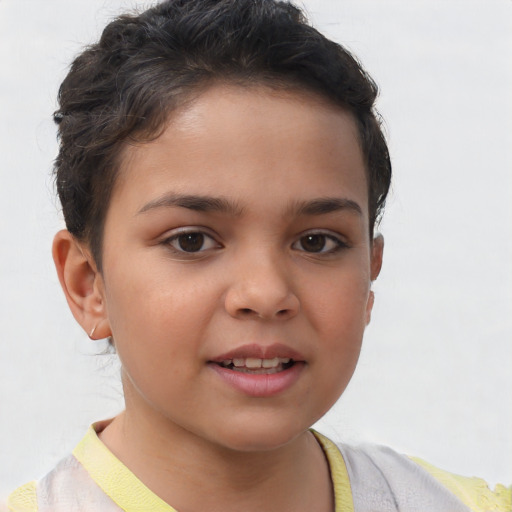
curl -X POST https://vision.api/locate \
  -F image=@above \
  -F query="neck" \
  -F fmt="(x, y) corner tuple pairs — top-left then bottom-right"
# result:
(99, 407), (334, 512)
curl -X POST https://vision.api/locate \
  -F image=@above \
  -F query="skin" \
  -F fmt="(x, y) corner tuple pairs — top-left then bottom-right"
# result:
(53, 84), (383, 512)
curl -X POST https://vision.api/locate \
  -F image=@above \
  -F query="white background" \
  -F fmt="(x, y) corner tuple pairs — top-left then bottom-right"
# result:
(0, 0), (510, 494)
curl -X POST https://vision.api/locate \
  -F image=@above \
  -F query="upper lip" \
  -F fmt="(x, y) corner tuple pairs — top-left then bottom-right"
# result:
(210, 343), (305, 362)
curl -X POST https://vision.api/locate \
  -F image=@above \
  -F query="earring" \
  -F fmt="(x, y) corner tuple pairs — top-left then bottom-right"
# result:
(89, 325), (98, 340)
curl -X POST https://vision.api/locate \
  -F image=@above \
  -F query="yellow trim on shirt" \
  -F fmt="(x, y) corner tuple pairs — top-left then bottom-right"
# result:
(6, 481), (37, 512)
(312, 430), (354, 512)
(73, 425), (178, 512)
(74, 425), (354, 512)
(7, 426), (510, 512)
(8, 425), (510, 512)
(411, 456), (512, 512)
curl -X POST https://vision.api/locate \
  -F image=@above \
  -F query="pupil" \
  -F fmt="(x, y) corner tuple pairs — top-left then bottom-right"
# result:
(178, 233), (204, 252)
(302, 234), (325, 252)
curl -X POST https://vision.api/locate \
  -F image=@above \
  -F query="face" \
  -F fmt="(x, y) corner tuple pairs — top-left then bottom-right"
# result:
(97, 85), (382, 452)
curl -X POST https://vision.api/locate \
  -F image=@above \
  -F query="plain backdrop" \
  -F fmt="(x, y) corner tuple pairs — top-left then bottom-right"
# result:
(0, 0), (511, 494)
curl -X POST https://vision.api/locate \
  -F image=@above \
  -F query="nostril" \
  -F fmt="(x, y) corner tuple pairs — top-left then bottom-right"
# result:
(226, 288), (300, 320)
(237, 307), (288, 318)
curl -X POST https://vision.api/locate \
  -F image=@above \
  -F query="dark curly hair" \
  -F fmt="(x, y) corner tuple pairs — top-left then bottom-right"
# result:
(54, 0), (391, 269)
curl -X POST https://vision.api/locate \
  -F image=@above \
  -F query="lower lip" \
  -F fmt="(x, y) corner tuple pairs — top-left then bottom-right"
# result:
(209, 362), (305, 398)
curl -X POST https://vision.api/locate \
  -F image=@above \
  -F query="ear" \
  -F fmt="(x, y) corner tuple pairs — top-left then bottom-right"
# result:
(52, 230), (111, 340)
(366, 234), (384, 325)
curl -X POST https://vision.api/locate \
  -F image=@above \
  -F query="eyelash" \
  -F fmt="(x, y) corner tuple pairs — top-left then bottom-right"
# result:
(161, 228), (348, 256)
(292, 231), (348, 255)
(162, 229), (221, 254)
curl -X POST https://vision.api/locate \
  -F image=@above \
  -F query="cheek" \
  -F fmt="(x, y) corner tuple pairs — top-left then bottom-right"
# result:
(103, 264), (220, 362)
(305, 269), (369, 400)
(109, 256), (202, 314)
(306, 268), (371, 339)
(104, 276), (212, 403)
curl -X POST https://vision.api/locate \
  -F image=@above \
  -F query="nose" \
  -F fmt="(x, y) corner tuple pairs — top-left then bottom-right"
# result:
(224, 251), (300, 321)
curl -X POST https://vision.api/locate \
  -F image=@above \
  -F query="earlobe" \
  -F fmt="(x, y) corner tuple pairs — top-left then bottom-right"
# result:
(370, 234), (384, 281)
(366, 234), (384, 325)
(365, 290), (375, 325)
(52, 230), (111, 340)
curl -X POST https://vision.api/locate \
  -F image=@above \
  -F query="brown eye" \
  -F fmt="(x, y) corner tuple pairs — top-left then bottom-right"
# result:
(177, 233), (205, 252)
(293, 232), (346, 254)
(300, 234), (327, 253)
(165, 231), (219, 253)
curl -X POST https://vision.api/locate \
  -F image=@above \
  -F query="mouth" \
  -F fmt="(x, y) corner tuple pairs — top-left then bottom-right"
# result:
(209, 348), (305, 397)
(214, 357), (296, 375)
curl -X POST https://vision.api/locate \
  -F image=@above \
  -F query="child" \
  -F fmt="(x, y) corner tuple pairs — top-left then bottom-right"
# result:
(5, 0), (510, 511)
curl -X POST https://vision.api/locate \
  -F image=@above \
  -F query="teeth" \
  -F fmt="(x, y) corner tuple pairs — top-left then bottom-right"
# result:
(262, 357), (279, 368)
(245, 358), (262, 369)
(220, 357), (292, 369)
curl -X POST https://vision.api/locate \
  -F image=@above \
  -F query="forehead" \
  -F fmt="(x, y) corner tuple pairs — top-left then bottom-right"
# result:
(114, 84), (368, 219)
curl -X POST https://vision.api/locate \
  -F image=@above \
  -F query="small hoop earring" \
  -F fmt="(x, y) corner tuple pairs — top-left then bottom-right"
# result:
(89, 325), (98, 339)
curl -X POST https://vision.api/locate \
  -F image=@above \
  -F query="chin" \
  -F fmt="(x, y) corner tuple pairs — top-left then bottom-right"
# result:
(202, 414), (314, 454)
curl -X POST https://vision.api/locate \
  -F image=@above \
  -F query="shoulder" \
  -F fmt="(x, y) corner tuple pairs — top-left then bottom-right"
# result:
(339, 443), (511, 512)
(410, 455), (512, 512)
(5, 481), (37, 512)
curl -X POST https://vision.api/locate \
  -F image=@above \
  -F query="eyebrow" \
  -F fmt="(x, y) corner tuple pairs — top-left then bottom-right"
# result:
(138, 193), (362, 218)
(291, 197), (363, 217)
(138, 193), (244, 216)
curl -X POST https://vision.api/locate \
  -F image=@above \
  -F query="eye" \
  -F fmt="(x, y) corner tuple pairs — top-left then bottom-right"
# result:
(293, 232), (346, 254)
(164, 231), (219, 253)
